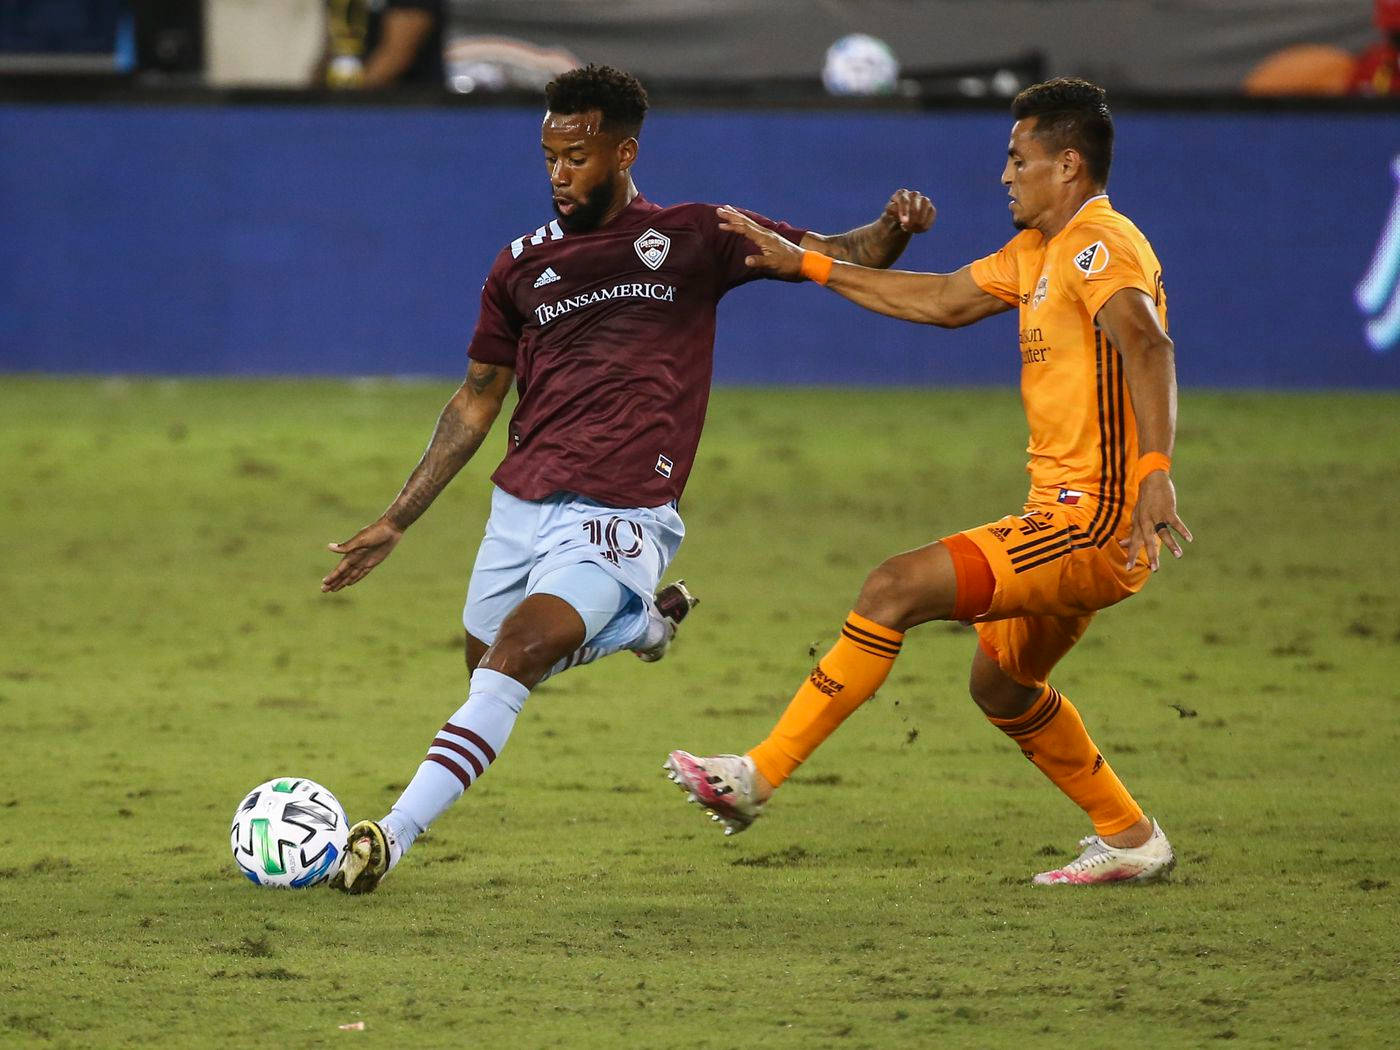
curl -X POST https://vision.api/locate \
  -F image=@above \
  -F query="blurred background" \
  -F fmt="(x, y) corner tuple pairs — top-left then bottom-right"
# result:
(1, 0), (1397, 386)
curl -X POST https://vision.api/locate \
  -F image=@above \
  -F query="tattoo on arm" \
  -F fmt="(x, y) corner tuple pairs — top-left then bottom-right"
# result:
(384, 363), (508, 530)
(466, 362), (500, 395)
(820, 218), (910, 269)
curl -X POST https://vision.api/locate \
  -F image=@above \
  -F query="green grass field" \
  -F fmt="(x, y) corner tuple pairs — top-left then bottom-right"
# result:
(2, 378), (1398, 1048)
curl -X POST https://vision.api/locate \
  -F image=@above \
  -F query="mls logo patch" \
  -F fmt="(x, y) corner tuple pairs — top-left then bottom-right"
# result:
(1074, 240), (1109, 275)
(634, 228), (671, 271)
(1032, 274), (1049, 309)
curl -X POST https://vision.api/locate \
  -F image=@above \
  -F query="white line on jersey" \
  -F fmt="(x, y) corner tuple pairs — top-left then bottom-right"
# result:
(510, 219), (565, 259)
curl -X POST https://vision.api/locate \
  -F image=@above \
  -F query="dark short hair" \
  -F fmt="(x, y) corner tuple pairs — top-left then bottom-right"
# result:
(1011, 77), (1114, 187)
(545, 64), (649, 139)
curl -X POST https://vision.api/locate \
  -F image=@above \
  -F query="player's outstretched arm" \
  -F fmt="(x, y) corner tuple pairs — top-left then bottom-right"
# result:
(321, 360), (515, 592)
(800, 189), (935, 269)
(717, 206), (1010, 328)
(1097, 288), (1193, 572)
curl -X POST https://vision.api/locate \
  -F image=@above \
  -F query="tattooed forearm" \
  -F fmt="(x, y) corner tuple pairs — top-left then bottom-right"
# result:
(820, 217), (911, 269)
(385, 408), (486, 530)
(383, 364), (511, 530)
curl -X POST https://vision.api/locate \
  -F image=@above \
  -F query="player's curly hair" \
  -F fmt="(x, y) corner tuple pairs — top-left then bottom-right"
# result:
(1011, 77), (1114, 187)
(545, 64), (650, 139)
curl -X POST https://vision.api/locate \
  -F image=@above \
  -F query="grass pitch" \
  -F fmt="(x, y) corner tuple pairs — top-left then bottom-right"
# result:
(2, 378), (1398, 1048)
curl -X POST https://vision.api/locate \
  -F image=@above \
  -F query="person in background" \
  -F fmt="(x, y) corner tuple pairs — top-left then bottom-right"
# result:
(1243, 0), (1400, 96)
(1350, 0), (1400, 95)
(314, 0), (443, 89)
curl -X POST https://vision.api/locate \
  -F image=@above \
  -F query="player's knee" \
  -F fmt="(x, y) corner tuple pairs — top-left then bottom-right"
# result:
(482, 620), (574, 685)
(968, 663), (1038, 719)
(854, 557), (925, 632)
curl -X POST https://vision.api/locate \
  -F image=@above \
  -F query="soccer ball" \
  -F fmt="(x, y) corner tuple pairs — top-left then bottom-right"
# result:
(822, 34), (900, 97)
(229, 777), (348, 888)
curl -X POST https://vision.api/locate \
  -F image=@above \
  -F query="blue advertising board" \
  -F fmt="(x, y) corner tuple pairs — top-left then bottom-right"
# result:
(1, 102), (1397, 387)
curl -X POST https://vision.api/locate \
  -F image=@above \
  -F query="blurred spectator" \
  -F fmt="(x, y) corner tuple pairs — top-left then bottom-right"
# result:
(441, 35), (578, 95)
(1350, 0), (1400, 94)
(1244, 0), (1399, 96)
(316, 0), (444, 89)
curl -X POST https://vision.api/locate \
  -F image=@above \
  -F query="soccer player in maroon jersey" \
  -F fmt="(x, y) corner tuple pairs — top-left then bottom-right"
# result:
(319, 64), (933, 893)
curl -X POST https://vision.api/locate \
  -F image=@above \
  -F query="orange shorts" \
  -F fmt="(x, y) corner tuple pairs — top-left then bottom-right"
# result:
(951, 498), (1150, 688)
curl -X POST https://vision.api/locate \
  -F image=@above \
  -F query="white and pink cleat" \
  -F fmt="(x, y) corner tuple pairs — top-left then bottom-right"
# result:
(1033, 819), (1176, 885)
(663, 750), (765, 835)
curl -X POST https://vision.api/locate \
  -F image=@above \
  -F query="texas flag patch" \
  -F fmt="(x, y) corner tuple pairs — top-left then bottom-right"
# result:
(1057, 488), (1085, 505)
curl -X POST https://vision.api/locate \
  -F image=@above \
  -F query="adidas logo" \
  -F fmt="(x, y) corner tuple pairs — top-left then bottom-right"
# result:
(533, 267), (561, 289)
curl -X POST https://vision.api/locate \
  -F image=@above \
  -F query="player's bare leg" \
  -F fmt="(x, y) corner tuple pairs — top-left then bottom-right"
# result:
(850, 540), (961, 632)
(476, 593), (588, 686)
(465, 631), (489, 671)
(550, 579), (698, 674)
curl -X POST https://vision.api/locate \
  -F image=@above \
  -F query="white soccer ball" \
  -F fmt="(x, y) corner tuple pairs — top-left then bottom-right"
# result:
(229, 777), (348, 888)
(822, 34), (900, 97)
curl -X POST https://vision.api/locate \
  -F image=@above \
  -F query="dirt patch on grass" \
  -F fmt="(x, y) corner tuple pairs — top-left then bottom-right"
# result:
(791, 773), (843, 787)
(732, 845), (810, 868)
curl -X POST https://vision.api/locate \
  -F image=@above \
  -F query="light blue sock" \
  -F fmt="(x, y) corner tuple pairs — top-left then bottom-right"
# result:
(381, 668), (530, 860)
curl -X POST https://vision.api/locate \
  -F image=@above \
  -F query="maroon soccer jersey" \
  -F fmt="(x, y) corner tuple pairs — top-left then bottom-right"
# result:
(466, 194), (807, 507)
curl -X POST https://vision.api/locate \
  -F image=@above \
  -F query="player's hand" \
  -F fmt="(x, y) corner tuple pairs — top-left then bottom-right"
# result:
(322, 517), (404, 592)
(881, 188), (936, 234)
(1122, 471), (1192, 572)
(716, 205), (805, 280)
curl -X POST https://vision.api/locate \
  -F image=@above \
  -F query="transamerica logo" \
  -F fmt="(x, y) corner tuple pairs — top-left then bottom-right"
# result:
(533, 282), (676, 326)
(1355, 155), (1400, 354)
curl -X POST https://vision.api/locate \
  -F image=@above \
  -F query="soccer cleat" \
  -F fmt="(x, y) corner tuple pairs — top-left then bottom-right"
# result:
(634, 580), (699, 663)
(1032, 819), (1176, 885)
(330, 819), (391, 895)
(663, 750), (764, 835)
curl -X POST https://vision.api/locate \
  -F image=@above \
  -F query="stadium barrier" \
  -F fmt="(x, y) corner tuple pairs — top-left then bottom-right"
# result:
(1, 101), (1397, 387)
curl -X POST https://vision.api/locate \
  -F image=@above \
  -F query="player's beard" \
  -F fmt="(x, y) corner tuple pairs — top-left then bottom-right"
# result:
(554, 178), (616, 233)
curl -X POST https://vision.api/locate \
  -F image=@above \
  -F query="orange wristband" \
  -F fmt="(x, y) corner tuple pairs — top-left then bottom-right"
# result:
(1138, 451), (1172, 477)
(799, 251), (834, 285)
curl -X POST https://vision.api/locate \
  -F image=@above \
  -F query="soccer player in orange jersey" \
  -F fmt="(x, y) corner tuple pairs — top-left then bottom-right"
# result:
(666, 77), (1192, 885)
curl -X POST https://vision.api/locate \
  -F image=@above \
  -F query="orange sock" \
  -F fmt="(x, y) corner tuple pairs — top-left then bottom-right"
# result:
(748, 612), (904, 788)
(988, 685), (1144, 836)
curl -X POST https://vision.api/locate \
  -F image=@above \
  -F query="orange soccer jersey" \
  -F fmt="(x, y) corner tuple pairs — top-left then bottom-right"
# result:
(969, 195), (1167, 511)
(950, 197), (1169, 650)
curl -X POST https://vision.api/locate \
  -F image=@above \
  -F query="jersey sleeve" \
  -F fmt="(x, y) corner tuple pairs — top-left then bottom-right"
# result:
(968, 235), (1023, 306)
(465, 249), (524, 367)
(709, 206), (810, 291)
(1062, 224), (1156, 320)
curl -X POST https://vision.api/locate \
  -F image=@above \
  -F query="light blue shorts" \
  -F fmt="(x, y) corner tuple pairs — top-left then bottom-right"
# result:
(463, 487), (686, 652)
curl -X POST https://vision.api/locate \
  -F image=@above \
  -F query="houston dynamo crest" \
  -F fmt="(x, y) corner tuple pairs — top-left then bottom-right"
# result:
(1356, 155), (1400, 354)
(634, 228), (671, 270)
